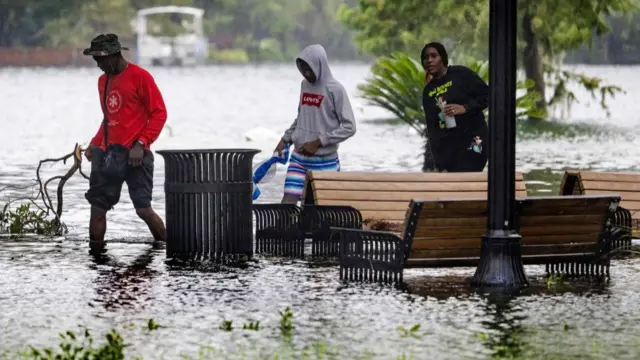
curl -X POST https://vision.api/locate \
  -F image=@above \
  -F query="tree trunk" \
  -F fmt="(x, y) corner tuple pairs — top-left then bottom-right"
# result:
(522, 11), (547, 121)
(602, 34), (610, 64)
(311, 0), (325, 13)
(0, 11), (14, 47)
(278, 33), (287, 59)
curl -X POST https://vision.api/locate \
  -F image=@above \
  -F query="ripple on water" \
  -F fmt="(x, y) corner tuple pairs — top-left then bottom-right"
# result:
(1, 240), (640, 359)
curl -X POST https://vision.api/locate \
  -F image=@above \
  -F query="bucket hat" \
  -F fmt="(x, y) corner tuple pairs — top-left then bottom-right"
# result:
(83, 33), (129, 56)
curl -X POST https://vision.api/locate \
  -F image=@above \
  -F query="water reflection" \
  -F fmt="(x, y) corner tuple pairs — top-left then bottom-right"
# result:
(90, 247), (159, 311)
(405, 272), (611, 298)
(406, 274), (613, 359)
(0, 239), (636, 358)
(477, 292), (529, 359)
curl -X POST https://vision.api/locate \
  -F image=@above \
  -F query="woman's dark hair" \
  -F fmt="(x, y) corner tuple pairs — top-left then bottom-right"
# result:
(420, 42), (449, 67)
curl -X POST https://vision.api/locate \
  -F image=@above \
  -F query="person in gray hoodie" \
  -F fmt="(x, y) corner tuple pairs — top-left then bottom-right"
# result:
(274, 44), (357, 204)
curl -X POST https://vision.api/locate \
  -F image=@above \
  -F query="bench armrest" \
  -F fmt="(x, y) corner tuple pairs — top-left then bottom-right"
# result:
(597, 222), (631, 259)
(252, 204), (301, 233)
(611, 207), (632, 251)
(252, 204), (305, 257)
(301, 205), (363, 258)
(332, 226), (407, 284)
(301, 205), (363, 232)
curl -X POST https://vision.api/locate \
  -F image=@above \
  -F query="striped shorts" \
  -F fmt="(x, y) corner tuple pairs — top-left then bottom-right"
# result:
(284, 151), (340, 198)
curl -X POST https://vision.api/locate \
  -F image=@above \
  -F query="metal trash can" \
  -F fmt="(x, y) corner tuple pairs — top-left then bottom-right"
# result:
(156, 149), (260, 263)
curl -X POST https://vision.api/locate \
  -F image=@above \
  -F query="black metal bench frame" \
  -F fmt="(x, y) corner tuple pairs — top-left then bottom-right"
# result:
(333, 195), (624, 285)
(252, 203), (362, 259)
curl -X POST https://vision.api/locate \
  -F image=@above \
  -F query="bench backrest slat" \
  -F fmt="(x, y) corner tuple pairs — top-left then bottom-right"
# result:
(404, 195), (618, 265)
(561, 170), (640, 215)
(407, 198), (487, 261)
(517, 195), (613, 255)
(303, 171), (527, 222)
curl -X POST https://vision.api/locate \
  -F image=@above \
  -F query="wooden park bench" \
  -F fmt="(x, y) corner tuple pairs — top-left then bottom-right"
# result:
(333, 194), (623, 284)
(560, 170), (635, 247)
(253, 171), (529, 259)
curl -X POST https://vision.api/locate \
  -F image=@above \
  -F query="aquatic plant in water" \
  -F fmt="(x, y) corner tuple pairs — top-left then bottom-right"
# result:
(18, 328), (129, 360)
(2, 306), (612, 360)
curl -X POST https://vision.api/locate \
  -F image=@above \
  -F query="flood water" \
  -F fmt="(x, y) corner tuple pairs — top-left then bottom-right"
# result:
(1, 63), (640, 359)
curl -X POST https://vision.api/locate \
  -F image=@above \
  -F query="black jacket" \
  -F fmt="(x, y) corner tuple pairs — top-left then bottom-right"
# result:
(422, 65), (489, 168)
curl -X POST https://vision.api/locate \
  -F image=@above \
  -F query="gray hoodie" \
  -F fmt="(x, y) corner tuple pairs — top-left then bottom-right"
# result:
(281, 44), (356, 157)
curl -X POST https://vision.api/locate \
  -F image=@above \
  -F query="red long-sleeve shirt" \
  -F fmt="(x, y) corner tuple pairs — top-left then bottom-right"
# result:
(90, 63), (167, 150)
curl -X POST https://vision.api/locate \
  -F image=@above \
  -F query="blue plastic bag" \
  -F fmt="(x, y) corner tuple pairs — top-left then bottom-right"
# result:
(252, 146), (290, 200)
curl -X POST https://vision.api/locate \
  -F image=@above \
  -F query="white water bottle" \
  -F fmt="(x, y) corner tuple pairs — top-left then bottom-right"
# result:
(442, 100), (457, 128)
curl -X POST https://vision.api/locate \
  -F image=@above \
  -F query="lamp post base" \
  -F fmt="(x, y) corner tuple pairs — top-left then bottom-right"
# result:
(471, 231), (529, 288)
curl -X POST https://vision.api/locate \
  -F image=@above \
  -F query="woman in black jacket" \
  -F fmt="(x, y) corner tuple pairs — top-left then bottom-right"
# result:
(421, 42), (489, 172)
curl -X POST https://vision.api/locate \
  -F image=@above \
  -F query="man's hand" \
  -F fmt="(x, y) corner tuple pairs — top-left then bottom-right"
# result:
(444, 104), (466, 117)
(129, 142), (144, 167)
(85, 146), (94, 162)
(274, 138), (287, 155)
(300, 139), (322, 156)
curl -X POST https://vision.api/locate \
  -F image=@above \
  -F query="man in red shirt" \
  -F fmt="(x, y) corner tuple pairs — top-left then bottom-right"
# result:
(82, 34), (168, 255)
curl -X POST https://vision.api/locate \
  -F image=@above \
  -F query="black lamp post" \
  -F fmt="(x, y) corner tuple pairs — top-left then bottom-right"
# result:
(471, 0), (529, 288)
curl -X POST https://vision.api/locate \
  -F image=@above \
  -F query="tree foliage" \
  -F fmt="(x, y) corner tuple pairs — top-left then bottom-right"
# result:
(519, 0), (633, 56)
(339, 0), (633, 58)
(339, 0), (634, 120)
(566, 8), (640, 64)
(338, 0), (488, 59)
(0, 0), (358, 62)
(0, 0), (84, 47)
(42, 0), (137, 48)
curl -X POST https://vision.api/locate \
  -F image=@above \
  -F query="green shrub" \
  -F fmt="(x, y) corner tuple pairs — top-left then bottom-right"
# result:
(208, 48), (250, 64)
(357, 52), (545, 136)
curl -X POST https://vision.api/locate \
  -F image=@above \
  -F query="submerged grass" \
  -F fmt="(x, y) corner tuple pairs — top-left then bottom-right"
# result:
(0, 309), (424, 360)
(1, 293), (625, 360)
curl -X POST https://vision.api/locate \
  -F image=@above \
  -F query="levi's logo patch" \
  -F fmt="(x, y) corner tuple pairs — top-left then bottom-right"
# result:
(301, 92), (324, 107)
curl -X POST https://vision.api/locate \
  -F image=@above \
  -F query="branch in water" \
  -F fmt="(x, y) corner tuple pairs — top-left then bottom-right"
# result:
(1, 143), (90, 236)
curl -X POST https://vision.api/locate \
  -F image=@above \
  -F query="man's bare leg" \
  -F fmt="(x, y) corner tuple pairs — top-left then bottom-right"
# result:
(89, 206), (107, 254)
(135, 207), (167, 247)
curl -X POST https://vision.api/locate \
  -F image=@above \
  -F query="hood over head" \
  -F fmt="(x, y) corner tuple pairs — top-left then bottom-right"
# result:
(296, 44), (333, 83)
